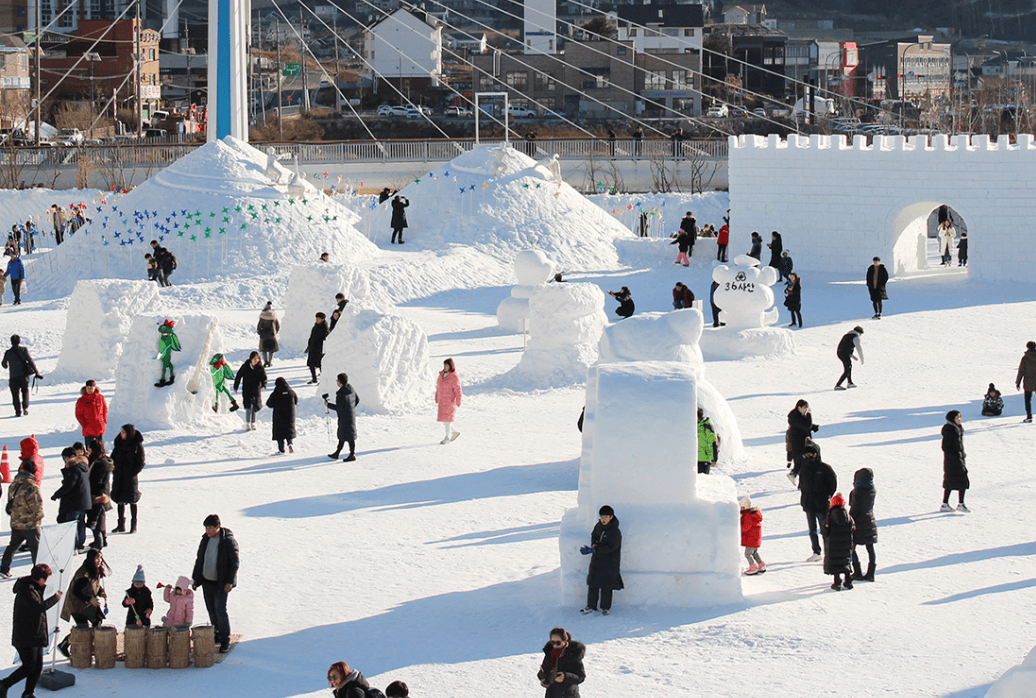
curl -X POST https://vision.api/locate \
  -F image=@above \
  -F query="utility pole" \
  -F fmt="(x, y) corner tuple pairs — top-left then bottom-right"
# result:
(276, 35), (283, 138)
(34, 0), (41, 145)
(300, 6), (309, 111)
(136, 0), (143, 137)
(185, 19), (191, 107)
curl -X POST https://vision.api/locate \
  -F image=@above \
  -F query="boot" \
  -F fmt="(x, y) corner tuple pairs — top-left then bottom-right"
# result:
(167, 372), (175, 385)
(863, 562), (875, 582)
(154, 378), (167, 388)
(130, 519), (137, 534)
(113, 518), (126, 533)
(229, 400), (240, 412)
(852, 563), (864, 581)
(58, 636), (71, 658)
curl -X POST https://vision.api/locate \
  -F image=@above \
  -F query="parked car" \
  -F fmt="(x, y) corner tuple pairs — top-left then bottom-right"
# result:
(57, 128), (84, 145)
(751, 108), (768, 119)
(543, 109), (567, 119)
(405, 106), (432, 119)
(507, 104), (537, 118)
(445, 105), (472, 116)
(143, 128), (168, 139)
(0, 128), (31, 146)
(705, 105), (729, 118)
(377, 105), (407, 116)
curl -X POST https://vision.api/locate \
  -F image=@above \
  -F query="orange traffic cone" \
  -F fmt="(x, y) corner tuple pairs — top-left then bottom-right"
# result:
(0, 445), (9, 483)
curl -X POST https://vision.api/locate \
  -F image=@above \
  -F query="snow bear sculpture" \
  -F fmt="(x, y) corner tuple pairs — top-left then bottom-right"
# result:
(711, 254), (780, 331)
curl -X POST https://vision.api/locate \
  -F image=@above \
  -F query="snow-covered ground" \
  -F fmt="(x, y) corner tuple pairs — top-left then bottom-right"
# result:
(0, 161), (1032, 697)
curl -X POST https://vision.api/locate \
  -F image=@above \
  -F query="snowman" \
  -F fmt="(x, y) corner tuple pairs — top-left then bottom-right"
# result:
(712, 254), (781, 331)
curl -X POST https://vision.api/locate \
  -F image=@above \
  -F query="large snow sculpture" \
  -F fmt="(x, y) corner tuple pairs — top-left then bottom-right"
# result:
(701, 255), (794, 360)
(52, 280), (162, 381)
(560, 308), (744, 608)
(510, 282), (608, 387)
(986, 645), (1036, 698)
(279, 264), (373, 354)
(316, 301), (430, 414)
(108, 314), (238, 431)
(497, 250), (555, 332)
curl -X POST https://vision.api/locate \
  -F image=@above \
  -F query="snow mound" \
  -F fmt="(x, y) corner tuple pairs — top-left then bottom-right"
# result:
(316, 301), (430, 414)
(358, 144), (634, 271)
(986, 646), (1036, 698)
(497, 249), (554, 332)
(27, 136), (376, 298)
(51, 280), (162, 381)
(699, 326), (795, 361)
(508, 282), (608, 388)
(108, 314), (238, 431)
(280, 264), (373, 354)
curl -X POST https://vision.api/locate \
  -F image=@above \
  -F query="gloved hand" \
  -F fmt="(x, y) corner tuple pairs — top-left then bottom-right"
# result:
(580, 546), (594, 555)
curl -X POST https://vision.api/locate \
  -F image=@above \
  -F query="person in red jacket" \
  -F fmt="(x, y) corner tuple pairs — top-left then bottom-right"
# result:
(716, 212), (730, 262)
(18, 436), (44, 488)
(740, 495), (765, 575)
(75, 380), (108, 449)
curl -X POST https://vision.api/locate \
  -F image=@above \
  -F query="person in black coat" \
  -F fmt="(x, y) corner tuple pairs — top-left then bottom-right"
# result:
(327, 661), (372, 698)
(537, 627), (586, 698)
(122, 565), (153, 627)
(824, 493), (855, 590)
(671, 230), (693, 266)
(784, 273), (802, 327)
(2, 334), (42, 417)
(748, 232), (762, 260)
(266, 377), (298, 454)
(305, 313), (329, 384)
(581, 505), (622, 615)
(191, 514), (239, 653)
(390, 195), (409, 244)
(325, 373), (360, 462)
(51, 448), (91, 552)
(767, 230), (783, 274)
(850, 467), (877, 581)
(866, 256), (889, 319)
(328, 293), (349, 333)
(941, 410), (970, 512)
(1, 564), (61, 698)
(233, 352), (267, 432)
(607, 287), (634, 319)
(110, 424), (145, 533)
(786, 399), (819, 478)
(86, 441), (113, 550)
(798, 443), (836, 561)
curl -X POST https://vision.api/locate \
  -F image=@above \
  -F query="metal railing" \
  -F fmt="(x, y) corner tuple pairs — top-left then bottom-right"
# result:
(0, 138), (727, 169)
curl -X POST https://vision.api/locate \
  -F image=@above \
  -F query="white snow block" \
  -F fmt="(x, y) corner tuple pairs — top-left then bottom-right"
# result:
(698, 326), (795, 361)
(279, 264), (372, 354)
(108, 314), (238, 431)
(986, 645), (1036, 698)
(52, 280), (162, 381)
(316, 301), (430, 414)
(560, 361), (743, 608)
(496, 249), (555, 332)
(510, 282), (608, 387)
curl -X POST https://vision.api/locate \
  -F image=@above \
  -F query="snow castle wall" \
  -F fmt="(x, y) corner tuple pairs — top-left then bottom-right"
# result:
(560, 361), (743, 607)
(108, 314), (238, 431)
(279, 264), (373, 354)
(316, 301), (430, 414)
(729, 133), (1036, 282)
(52, 280), (162, 381)
(986, 644), (1036, 698)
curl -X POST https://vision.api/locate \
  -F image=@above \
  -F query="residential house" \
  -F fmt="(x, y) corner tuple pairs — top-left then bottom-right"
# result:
(723, 4), (766, 25)
(0, 33), (30, 125)
(365, 7), (443, 90)
(856, 35), (951, 100)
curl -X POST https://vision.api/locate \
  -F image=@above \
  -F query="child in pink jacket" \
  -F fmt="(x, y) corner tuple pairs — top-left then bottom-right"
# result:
(160, 575), (194, 626)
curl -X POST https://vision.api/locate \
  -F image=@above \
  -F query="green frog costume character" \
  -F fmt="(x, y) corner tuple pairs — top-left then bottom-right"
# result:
(155, 319), (181, 387)
(209, 353), (240, 412)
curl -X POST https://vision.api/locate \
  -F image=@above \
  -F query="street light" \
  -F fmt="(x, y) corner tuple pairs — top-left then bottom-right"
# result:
(83, 52), (101, 138)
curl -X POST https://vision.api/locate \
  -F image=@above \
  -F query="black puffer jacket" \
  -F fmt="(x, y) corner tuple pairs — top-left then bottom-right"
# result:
(52, 458), (91, 517)
(11, 576), (59, 647)
(332, 669), (370, 698)
(941, 422), (969, 490)
(234, 360), (267, 412)
(328, 383), (359, 442)
(849, 468), (877, 545)
(823, 504), (855, 575)
(111, 430), (145, 504)
(786, 409), (817, 458)
(586, 516), (623, 590)
(798, 456), (837, 514)
(265, 382), (297, 441)
(191, 527), (239, 590)
(537, 640), (587, 698)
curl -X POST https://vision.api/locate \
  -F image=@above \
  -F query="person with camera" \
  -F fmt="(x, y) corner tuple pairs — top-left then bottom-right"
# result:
(606, 287), (634, 319)
(390, 195), (409, 244)
(1, 564), (62, 698)
(324, 373), (360, 462)
(580, 505), (623, 615)
(537, 627), (585, 697)
(2, 335), (41, 418)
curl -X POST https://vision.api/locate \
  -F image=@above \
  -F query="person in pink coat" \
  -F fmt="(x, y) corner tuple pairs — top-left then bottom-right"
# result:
(435, 358), (462, 444)
(159, 575), (194, 627)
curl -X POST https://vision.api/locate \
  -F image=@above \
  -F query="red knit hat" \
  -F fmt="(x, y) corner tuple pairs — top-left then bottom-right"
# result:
(830, 493), (846, 509)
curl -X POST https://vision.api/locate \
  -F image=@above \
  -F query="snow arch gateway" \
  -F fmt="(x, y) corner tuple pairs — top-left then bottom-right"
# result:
(728, 133), (1036, 282)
